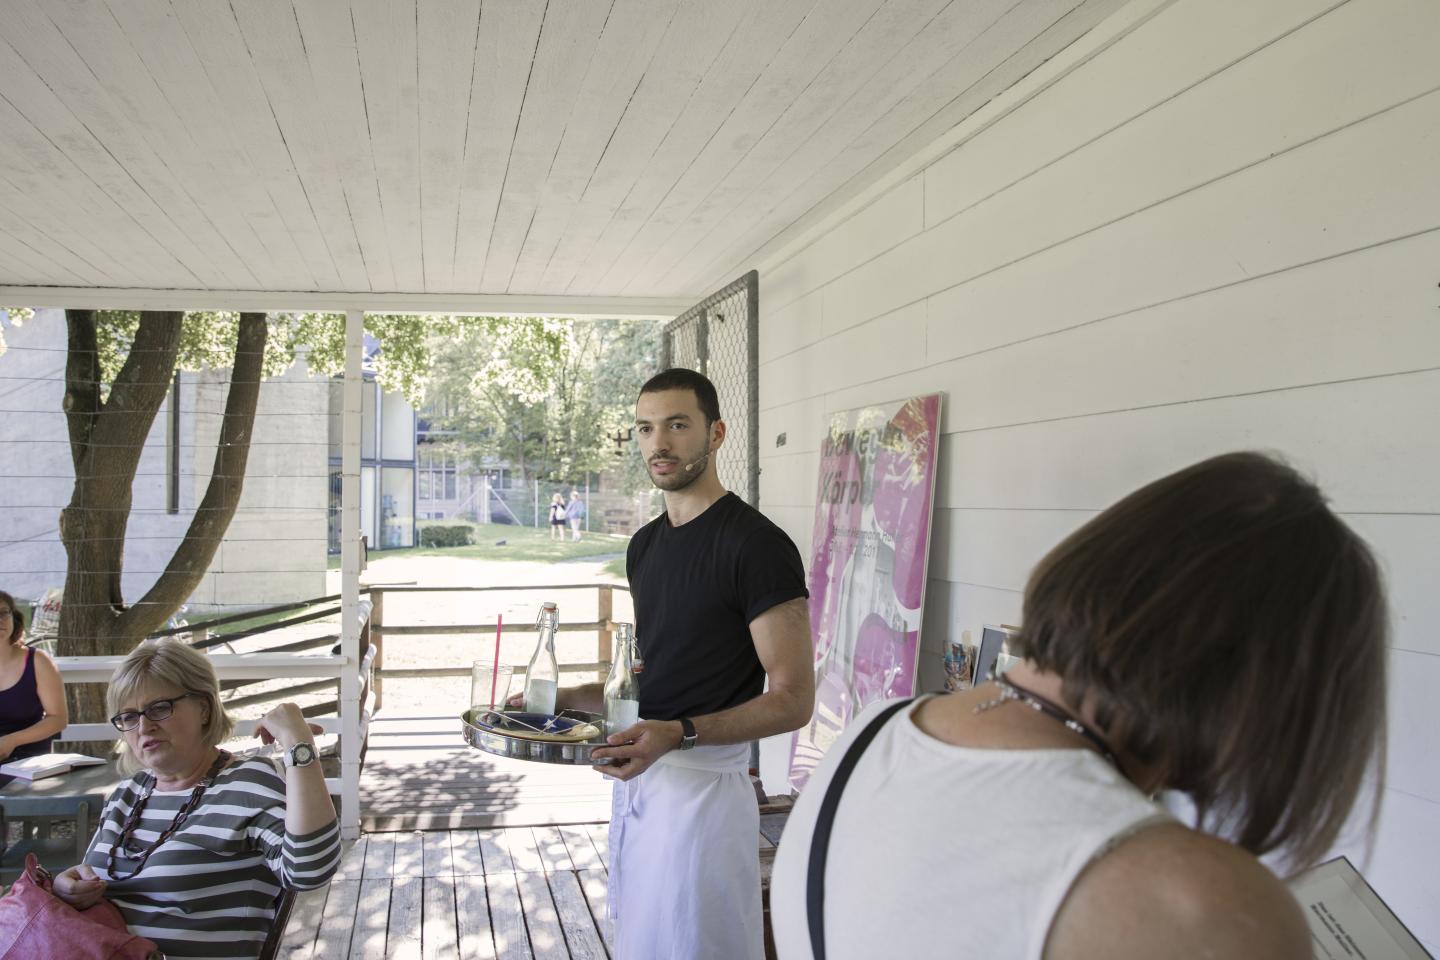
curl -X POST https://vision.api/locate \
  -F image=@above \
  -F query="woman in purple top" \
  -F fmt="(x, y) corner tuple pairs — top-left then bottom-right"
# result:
(0, 589), (68, 766)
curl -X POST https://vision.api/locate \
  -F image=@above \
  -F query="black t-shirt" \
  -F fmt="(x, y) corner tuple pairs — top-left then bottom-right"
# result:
(627, 492), (808, 721)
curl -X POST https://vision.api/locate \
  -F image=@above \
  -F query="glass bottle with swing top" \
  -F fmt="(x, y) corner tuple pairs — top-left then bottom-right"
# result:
(523, 602), (560, 714)
(604, 623), (641, 737)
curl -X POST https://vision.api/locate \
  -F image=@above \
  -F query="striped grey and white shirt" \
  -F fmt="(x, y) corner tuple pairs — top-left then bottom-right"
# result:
(84, 756), (340, 959)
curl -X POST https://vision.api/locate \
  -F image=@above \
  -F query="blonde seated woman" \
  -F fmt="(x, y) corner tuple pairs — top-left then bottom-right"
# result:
(54, 639), (341, 959)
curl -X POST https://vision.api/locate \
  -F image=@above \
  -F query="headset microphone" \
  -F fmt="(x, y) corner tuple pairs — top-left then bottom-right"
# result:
(682, 455), (707, 472)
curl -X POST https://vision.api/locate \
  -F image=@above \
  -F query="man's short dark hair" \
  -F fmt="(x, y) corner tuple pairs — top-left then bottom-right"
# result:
(638, 368), (721, 426)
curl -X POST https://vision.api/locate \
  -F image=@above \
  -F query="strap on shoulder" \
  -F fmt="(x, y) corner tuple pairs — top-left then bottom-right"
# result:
(806, 697), (916, 960)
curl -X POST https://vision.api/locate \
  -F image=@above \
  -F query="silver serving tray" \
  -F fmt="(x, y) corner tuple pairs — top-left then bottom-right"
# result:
(460, 709), (616, 765)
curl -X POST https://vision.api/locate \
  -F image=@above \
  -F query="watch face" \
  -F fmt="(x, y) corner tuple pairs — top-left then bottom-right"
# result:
(290, 743), (316, 766)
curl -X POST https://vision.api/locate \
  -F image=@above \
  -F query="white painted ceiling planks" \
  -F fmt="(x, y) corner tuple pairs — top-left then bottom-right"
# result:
(0, 0), (1119, 306)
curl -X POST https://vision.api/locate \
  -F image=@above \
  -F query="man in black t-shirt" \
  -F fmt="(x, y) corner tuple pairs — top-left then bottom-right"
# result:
(551, 368), (814, 960)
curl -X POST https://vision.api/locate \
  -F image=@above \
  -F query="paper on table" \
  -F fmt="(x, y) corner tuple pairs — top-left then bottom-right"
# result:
(0, 752), (107, 781)
(1288, 857), (1431, 960)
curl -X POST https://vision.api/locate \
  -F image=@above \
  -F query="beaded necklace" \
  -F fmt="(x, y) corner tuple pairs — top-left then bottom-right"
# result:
(107, 749), (230, 880)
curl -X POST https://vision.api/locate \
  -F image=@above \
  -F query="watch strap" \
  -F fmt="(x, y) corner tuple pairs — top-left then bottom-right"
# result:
(677, 716), (697, 750)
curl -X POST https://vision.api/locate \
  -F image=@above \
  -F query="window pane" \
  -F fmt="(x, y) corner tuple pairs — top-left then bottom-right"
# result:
(361, 383), (377, 460)
(380, 468), (414, 548)
(381, 391), (414, 460)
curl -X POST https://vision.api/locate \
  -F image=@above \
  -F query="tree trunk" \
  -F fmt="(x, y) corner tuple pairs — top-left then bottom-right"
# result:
(57, 312), (269, 754)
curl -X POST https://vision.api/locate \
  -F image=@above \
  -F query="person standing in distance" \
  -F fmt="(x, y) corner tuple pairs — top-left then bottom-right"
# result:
(552, 368), (815, 959)
(566, 490), (587, 541)
(549, 493), (567, 541)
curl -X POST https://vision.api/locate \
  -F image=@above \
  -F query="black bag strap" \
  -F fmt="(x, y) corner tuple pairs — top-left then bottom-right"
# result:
(806, 697), (916, 960)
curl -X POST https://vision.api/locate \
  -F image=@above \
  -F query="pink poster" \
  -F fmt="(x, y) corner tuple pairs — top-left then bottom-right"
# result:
(790, 393), (943, 793)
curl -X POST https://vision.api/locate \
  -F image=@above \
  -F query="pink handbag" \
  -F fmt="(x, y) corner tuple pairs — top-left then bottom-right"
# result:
(0, 854), (162, 960)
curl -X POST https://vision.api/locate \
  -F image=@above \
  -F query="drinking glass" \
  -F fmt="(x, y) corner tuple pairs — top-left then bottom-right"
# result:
(470, 662), (515, 713)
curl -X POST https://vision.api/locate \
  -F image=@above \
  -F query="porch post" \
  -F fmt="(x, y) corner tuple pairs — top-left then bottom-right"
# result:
(339, 309), (364, 840)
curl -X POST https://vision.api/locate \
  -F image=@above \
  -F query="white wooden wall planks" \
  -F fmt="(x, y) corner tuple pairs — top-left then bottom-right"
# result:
(752, 0), (1440, 949)
(537, 0), (768, 293)
(477, 0), (616, 294)
(290, 2), (394, 293)
(505, 0), (676, 294)
(651, 0), (1132, 296)
(173, 0), (345, 290)
(0, 0), (1123, 301)
(559, 0), (798, 295)
(450, 1), (549, 295)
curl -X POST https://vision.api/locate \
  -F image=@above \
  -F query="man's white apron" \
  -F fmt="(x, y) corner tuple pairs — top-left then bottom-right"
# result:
(607, 742), (763, 960)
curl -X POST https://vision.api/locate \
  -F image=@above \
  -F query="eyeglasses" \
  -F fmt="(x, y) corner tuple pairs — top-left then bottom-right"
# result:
(0, 609), (12, 619)
(109, 693), (205, 732)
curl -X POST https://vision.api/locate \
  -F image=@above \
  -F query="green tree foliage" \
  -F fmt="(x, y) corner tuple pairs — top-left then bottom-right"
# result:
(588, 318), (665, 492)
(427, 317), (659, 489)
(82, 311), (454, 404)
(0, 306), (34, 357)
(289, 312), (484, 404)
(54, 310), (271, 746)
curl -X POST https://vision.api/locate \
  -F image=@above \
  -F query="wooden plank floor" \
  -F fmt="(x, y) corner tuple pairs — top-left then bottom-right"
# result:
(278, 824), (615, 959)
(279, 814), (789, 958)
(360, 716), (614, 831)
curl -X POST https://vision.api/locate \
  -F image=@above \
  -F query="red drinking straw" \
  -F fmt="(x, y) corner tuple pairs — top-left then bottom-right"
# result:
(490, 614), (504, 710)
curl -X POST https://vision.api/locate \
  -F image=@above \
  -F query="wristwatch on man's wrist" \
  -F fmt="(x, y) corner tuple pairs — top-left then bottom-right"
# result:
(284, 741), (317, 768)
(677, 717), (698, 751)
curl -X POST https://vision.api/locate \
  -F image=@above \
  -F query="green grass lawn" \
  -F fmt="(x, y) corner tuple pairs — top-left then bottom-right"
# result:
(328, 521), (628, 569)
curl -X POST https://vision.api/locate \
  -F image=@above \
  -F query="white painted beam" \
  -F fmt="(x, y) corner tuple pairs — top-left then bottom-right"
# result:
(0, 286), (691, 319)
(60, 716), (345, 743)
(340, 308), (363, 840)
(54, 653), (352, 683)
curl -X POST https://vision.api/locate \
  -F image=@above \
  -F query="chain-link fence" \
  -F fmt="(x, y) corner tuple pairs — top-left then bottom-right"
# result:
(660, 270), (759, 507)
(481, 481), (659, 537)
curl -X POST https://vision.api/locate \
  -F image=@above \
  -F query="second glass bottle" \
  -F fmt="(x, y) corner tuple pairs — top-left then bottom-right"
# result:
(604, 623), (640, 737)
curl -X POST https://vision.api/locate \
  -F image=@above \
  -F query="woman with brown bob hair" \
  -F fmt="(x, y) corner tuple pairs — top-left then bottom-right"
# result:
(771, 452), (1387, 960)
(0, 588), (68, 769)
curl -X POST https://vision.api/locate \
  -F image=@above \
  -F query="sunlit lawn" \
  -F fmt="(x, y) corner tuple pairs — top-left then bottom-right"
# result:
(328, 521), (628, 569)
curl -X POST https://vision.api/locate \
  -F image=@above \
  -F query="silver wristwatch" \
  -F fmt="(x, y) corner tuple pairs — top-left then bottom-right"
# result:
(285, 741), (317, 768)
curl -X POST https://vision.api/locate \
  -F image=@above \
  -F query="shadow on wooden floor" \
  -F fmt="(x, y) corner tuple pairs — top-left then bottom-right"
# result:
(360, 715), (613, 832)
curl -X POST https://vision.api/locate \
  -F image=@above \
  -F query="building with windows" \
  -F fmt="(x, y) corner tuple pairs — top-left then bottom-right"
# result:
(0, 309), (329, 612)
(325, 360), (417, 553)
(413, 394), (521, 525)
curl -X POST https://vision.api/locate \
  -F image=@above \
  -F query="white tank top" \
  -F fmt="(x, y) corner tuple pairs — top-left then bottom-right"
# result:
(771, 696), (1172, 959)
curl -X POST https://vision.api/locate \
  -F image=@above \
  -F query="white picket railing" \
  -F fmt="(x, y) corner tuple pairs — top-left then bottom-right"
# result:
(52, 639), (376, 836)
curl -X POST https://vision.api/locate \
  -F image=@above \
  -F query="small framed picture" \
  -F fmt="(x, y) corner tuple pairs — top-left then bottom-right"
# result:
(943, 637), (976, 692)
(974, 624), (1021, 686)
